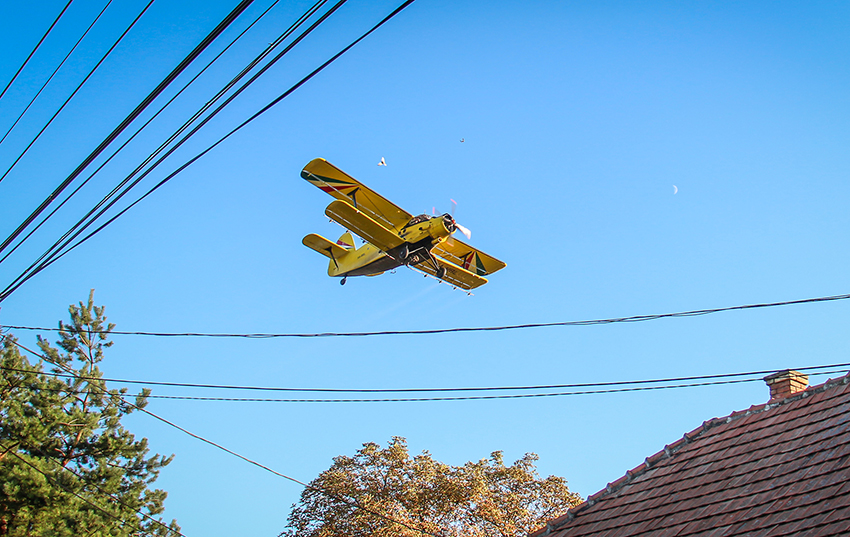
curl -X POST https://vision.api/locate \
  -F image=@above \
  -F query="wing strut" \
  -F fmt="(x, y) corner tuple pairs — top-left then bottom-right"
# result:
(425, 249), (440, 272)
(325, 247), (339, 270)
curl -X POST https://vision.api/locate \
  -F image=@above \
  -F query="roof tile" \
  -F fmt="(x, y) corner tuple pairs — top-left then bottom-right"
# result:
(546, 372), (850, 537)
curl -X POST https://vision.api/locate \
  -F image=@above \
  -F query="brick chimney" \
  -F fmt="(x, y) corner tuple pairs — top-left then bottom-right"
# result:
(763, 370), (808, 401)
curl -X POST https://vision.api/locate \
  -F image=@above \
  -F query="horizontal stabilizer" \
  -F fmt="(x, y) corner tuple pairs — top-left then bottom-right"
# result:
(302, 233), (349, 260)
(325, 200), (404, 252)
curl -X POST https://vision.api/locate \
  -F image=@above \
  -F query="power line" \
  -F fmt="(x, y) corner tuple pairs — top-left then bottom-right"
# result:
(6, 450), (179, 536)
(18, 337), (841, 533)
(3, 359), (849, 395)
(0, 0), (74, 102)
(0, 0), (114, 146)
(0, 0), (417, 302)
(0, 0), (254, 254)
(0, 0), (283, 267)
(120, 391), (438, 536)
(7, 338), (849, 403)
(41, 453), (184, 536)
(9, 367), (850, 404)
(4, 291), (848, 338)
(0, 0), (334, 289)
(6, 330), (441, 537)
(120, 372), (850, 402)
(0, 0), (158, 185)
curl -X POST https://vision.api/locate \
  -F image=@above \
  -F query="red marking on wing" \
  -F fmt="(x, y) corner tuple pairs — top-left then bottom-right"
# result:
(461, 253), (473, 270)
(318, 185), (346, 193)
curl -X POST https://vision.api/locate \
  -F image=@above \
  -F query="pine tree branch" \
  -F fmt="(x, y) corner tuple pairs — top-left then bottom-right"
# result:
(0, 441), (20, 463)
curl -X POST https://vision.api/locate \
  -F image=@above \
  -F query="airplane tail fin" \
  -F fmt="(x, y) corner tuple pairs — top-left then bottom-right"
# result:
(336, 232), (355, 250)
(328, 232), (356, 276)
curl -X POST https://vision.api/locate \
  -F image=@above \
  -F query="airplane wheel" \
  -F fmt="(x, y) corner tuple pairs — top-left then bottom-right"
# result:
(436, 267), (446, 279)
(340, 277), (347, 286)
(399, 244), (409, 262)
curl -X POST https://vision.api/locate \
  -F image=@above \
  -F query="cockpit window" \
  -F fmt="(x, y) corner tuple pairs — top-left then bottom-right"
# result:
(406, 214), (430, 226)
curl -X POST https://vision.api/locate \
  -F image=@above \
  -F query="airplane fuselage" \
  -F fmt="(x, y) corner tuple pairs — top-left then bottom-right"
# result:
(331, 214), (454, 278)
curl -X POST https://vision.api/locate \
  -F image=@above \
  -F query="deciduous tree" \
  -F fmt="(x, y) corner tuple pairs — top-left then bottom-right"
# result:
(0, 292), (178, 536)
(282, 436), (581, 537)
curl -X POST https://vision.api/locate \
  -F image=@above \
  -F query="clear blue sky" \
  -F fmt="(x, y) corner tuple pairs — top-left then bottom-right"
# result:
(1, 1), (849, 535)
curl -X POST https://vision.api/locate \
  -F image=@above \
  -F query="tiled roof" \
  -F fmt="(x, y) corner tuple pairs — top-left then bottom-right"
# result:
(535, 373), (850, 537)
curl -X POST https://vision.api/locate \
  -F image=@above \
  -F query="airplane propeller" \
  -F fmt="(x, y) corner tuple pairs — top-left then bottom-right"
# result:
(455, 222), (472, 240)
(448, 199), (472, 240)
(430, 200), (472, 244)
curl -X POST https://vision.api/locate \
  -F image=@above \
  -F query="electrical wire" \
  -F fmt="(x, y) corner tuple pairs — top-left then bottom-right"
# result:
(113, 371), (850, 402)
(0, 0), (283, 267)
(3, 291), (848, 338)
(6, 333), (441, 537)
(0, 0), (74, 102)
(0, 0), (338, 296)
(0, 0), (158, 185)
(0, 0), (114, 146)
(7, 340), (849, 404)
(0, 0), (333, 282)
(3, 353), (849, 395)
(0, 0), (254, 256)
(8, 366), (850, 404)
(0, 0), (417, 302)
(6, 450), (178, 536)
(44, 454), (183, 536)
(0, 0), (345, 292)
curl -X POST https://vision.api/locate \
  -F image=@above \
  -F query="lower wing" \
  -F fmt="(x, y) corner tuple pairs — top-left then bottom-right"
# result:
(432, 238), (506, 277)
(412, 256), (488, 290)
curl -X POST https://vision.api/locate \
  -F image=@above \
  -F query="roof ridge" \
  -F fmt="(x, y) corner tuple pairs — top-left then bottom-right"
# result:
(536, 371), (850, 536)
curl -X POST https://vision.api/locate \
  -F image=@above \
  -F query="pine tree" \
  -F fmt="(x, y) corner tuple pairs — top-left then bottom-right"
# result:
(0, 291), (179, 536)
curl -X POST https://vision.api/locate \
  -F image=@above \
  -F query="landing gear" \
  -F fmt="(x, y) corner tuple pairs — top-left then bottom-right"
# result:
(399, 244), (409, 262)
(340, 276), (347, 286)
(436, 266), (446, 280)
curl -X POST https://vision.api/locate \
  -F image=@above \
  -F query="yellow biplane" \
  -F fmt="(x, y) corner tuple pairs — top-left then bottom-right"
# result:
(301, 158), (505, 290)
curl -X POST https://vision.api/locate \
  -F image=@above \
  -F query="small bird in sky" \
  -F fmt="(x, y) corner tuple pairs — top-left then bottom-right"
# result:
(460, 138), (464, 142)
(378, 157), (386, 166)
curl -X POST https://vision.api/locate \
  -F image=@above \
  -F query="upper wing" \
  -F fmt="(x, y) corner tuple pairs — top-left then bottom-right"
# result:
(325, 200), (405, 252)
(432, 238), (506, 277)
(302, 158), (412, 231)
(412, 256), (488, 290)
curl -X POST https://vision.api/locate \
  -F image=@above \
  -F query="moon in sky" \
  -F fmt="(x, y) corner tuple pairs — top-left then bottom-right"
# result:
(673, 185), (678, 194)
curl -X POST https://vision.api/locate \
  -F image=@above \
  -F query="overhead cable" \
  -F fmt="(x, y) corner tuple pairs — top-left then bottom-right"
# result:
(0, 0), (282, 267)
(0, 0), (254, 254)
(111, 371), (850, 402)
(6, 366), (849, 405)
(5, 450), (182, 536)
(0, 0), (74, 102)
(7, 334), (440, 537)
(0, 0), (158, 185)
(3, 356), (849, 395)
(0, 0), (416, 302)
(4, 292), (848, 337)
(0, 0), (332, 278)
(0, 0), (114, 146)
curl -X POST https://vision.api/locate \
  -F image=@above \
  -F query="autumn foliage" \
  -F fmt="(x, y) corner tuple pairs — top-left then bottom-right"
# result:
(282, 437), (581, 537)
